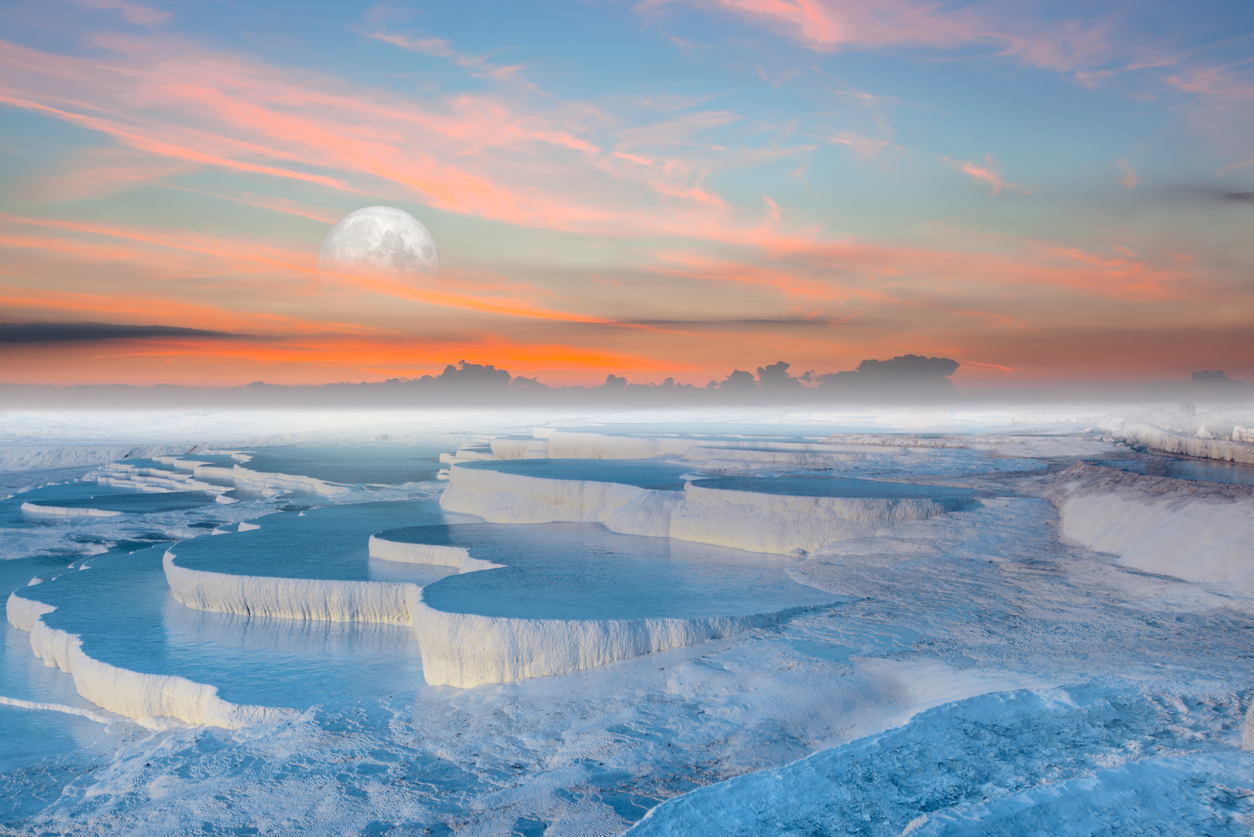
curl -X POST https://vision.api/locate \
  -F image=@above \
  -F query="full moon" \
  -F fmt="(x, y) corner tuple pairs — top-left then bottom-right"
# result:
(318, 206), (440, 283)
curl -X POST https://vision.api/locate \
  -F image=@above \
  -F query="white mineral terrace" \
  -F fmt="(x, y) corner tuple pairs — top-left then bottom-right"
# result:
(1052, 463), (1254, 595)
(162, 539), (833, 692)
(7, 425), (1252, 737)
(19, 502), (123, 518)
(438, 464), (972, 556)
(6, 591), (292, 729)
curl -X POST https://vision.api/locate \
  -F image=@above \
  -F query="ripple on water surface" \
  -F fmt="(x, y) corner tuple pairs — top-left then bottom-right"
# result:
(383, 523), (843, 620)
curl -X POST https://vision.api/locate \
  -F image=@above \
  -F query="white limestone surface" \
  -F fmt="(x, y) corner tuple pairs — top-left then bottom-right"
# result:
(1116, 423), (1254, 465)
(439, 465), (971, 555)
(20, 502), (122, 518)
(367, 536), (503, 574)
(439, 464), (674, 530)
(412, 596), (830, 688)
(670, 484), (972, 556)
(1053, 465), (1254, 595)
(163, 550), (417, 624)
(190, 464), (349, 496)
(490, 439), (549, 459)
(5, 592), (290, 729)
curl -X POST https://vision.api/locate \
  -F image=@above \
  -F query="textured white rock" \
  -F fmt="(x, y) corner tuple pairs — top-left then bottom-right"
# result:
(412, 596), (828, 688)
(1053, 466), (1254, 595)
(439, 465), (969, 555)
(670, 485), (969, 555)
(191, 464), (349, 496)
(6, 592), (290, 729)
(439, 464), (664, 526)
(367, 536), (504, 573)
(20, 502), (122, 518)
(490, 439), (549, 460)
(1118, 423), (1254, 465)
(164, 550), (417, 624)
(1057, 492), (1254, 591)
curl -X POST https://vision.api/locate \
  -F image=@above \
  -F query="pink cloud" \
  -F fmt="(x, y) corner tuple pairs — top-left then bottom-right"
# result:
(75, 0), (170, 26)
(949, 155), (1024, 195)
(1116, 159), (1138, 189)
(666, 0), (1114, 73)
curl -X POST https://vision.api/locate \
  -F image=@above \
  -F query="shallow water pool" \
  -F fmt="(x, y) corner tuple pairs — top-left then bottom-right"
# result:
(458, 459), (693, 490)
(385, 523), (842, 620)
(691, 475), (977, 499)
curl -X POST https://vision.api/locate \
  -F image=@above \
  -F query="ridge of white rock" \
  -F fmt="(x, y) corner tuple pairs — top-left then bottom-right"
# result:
(367, 536), (504, 574)
(1113, 423), (1254, 465)
(92, 461), (232, 496)
(670, 484), (971, 555)
(490, 438), (551, 459)
(20, 501), (122, 518)
(190, 464), (349, 496)
(164, 550), (416, 624)
(1052, 464), (1254, 595)
(0, 445), (186, 474)
(412, 597), (831, 688)
(439, 465), (971, 555)
(0, 695), (113, 725)
(5, 591), (291, 729)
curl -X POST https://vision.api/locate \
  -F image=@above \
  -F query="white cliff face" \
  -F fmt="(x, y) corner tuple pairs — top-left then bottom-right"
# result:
(1052, 465), (1254, 595)
(411, 596), (830, 688)
(1108, 422), (1254, 465)
(6, 591), (291, 729)
(669, 485), (971, 555)
(438, 465), (971, 556)
(163, 542), (829, 689)
(367, 536), (504, 574)
(164, 550), (417, 624)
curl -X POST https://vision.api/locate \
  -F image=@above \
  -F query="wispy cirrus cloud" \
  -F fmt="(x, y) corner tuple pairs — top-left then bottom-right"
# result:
(948, 155), (1025, 195)
(647, 0), (1115, 73)
(74, 0), (169, 26)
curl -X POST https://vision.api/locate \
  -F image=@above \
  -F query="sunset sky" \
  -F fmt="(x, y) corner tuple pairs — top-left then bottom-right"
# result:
(1, 0), (1252, 389)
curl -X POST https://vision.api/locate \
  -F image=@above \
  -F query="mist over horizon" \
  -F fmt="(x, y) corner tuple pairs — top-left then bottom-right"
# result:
(4, 352), (1251, 409)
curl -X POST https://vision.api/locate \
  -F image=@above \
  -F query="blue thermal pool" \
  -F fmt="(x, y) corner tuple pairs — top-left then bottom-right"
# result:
(170, 501), (457, 586)
(239, 445), (449, 485)
(1091, 456), (1254, 488)
(456, 459), (693, 490)
(1, 554), (113, 774)
(11, 544), (426, 709)
(690, 475), (977, 499)
(13, 482), (216, 516)
(380, 523), (843, 620)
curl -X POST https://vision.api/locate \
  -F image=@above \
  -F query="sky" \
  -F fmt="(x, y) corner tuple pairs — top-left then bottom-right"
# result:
(1, 0), (1252, 390)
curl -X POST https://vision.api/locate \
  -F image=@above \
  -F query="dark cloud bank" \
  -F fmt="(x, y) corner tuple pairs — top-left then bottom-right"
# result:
(0, 322), (243, 344)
